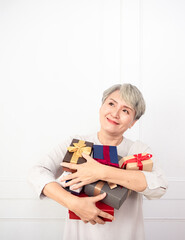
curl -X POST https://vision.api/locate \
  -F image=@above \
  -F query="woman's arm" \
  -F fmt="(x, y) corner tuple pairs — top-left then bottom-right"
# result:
(60, 153), (147, 192)
(61, 152), (168, 199)
(42, 181), (114, 224)
(28, 143), (114, 225)
(101, 165), (147, 192)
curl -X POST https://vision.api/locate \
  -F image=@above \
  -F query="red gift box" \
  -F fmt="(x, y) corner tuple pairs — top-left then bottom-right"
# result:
(68, 193), (114, 222)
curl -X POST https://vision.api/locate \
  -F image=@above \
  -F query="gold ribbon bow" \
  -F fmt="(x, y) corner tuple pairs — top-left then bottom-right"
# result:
(94, 181), (117, 196)
(94, 181), (131, 197)
(67, 140), (91, 164)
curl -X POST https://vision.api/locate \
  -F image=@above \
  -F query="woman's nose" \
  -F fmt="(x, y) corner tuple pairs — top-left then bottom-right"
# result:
(111, 108), (120, 118)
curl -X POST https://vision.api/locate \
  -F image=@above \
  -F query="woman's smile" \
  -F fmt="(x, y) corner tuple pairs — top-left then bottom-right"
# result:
(106, 117), (119, 125)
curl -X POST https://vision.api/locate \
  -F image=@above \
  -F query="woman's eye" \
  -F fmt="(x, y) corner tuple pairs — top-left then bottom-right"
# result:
(123, 109), (129, 114)
(109, 102), (114, 106)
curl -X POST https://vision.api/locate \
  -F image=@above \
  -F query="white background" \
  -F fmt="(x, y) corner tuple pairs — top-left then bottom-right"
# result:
(0, 0), (185, 239)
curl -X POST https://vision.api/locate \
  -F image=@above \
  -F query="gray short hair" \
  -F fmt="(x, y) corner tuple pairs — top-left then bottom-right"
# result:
(102, 83), (146, 120)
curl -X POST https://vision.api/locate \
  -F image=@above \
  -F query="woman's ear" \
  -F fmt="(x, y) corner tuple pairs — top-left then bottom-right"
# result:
(129, 119), (137, 129)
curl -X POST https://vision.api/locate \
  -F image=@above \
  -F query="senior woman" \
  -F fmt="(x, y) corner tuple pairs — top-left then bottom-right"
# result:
(29, 83), (167, 240)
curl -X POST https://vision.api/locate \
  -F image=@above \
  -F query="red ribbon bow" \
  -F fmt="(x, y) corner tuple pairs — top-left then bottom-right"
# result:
(121, 153), (152, 170)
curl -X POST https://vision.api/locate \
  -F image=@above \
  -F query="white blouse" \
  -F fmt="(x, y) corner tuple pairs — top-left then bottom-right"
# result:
(28, 133), (168, 240)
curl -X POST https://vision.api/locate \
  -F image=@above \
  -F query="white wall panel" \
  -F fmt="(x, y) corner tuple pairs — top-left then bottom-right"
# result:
(0, 219), (65, 240)
(120, 0), (141, 85)
(0, 199), (66, 219)
(0, 1), (121, 240)
(144, 220), (185, 240)
(120, 0), (141, 141)
(141, 0), (185, 179)
(1, 0), (185, 239)
(0, 0), (121, 181)
(120, 0), (185, 239)
(140, 0), (185, 239)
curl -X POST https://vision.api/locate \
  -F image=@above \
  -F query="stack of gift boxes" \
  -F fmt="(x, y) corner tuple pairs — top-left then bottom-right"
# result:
(57, 139), (153, 222)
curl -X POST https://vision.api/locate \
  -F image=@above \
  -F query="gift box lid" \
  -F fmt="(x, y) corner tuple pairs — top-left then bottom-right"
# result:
(93, 145), (119, 167)
(62, 139), (93, 172)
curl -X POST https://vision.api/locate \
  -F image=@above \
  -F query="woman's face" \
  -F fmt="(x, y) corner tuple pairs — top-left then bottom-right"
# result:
(99, 90), (137, 136)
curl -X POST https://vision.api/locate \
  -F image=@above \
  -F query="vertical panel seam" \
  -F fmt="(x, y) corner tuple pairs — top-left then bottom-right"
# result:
(138, 0), (143, 141)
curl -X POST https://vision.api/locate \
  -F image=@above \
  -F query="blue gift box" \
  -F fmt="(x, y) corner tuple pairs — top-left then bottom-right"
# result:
(93, 145), (119, 167)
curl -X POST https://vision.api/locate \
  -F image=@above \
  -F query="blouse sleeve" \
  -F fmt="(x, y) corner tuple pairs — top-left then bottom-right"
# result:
(28, 137), (72, 199)
(128, 141), (168, 200)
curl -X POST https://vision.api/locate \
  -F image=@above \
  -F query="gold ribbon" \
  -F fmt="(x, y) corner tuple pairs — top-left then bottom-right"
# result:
(93, 181), (117, 196)
(108, 182), (117, 189)
(67, 140), (91, 164)
(94, 181), (105, 196)
(94, 181), (131, 203)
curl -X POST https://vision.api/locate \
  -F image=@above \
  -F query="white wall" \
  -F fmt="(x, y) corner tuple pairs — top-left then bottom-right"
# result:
(1, 0), (185, 239)
(121, 1), (185, 239)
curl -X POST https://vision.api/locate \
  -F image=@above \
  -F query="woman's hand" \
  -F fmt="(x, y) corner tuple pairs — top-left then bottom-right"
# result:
(60, 153), (104, 190)
(70, 192), (114, 224)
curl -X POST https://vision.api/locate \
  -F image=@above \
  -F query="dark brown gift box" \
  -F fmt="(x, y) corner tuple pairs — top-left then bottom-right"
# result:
(84, 181), (129, 210)
(62, 139), (93, 172)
